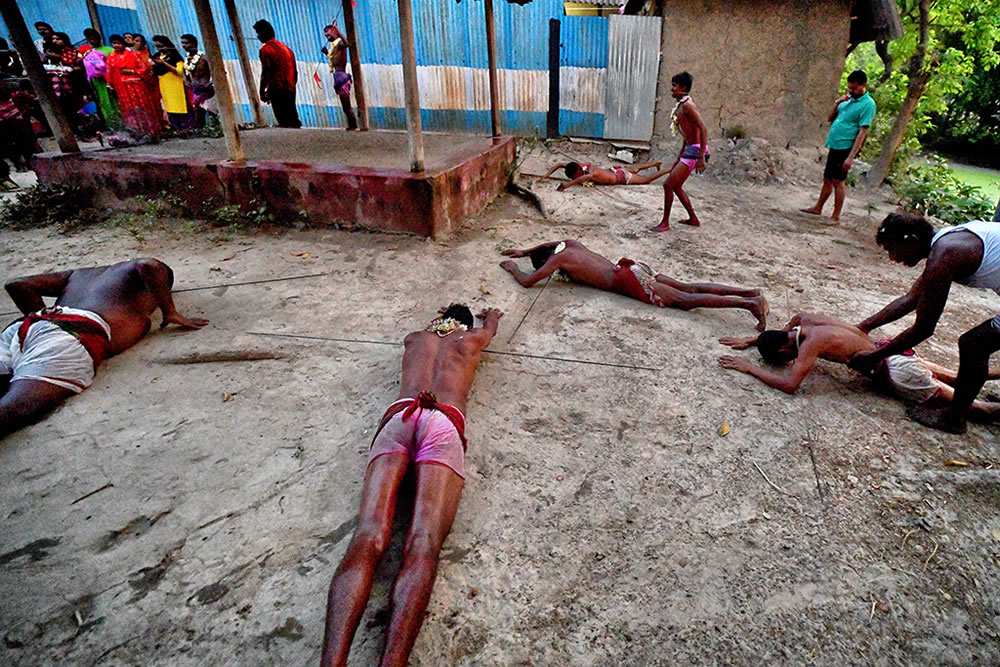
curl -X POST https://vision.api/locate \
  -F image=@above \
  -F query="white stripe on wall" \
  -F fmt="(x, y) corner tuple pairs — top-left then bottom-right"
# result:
(220, 59), (605, 117)
(95, 0), (138, 9)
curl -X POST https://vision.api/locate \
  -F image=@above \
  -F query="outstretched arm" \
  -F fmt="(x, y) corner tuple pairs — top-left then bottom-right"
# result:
(557, 174), (593, 191)
(543, 163), (568, 179)
(5, 270), (75, 314)
(500, 254), (562, 287)
(719, 335), (759, 350)
(135, 259), (209, 329)
(470, 308), (503, 348)
(500, 241), (562, 259)
(856, 287), (920, 334)
(719, 339), (822, 394)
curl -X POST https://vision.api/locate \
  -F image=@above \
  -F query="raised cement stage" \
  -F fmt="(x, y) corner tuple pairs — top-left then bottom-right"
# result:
(33, 128), (516, 239)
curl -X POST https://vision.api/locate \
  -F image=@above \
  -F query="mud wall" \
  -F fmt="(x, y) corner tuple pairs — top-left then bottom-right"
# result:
(652, 0), (852, 148)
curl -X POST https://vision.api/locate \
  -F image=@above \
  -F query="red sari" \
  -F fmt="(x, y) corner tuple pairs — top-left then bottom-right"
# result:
(106, 49), (162, 140)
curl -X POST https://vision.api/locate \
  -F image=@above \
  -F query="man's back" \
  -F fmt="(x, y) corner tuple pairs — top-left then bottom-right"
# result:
(555, 240), (618, 289)
(397, 328), (490, 413)
(803, 323), (874, 364)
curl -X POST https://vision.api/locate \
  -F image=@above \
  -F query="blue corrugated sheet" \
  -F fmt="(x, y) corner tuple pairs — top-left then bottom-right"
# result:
(560, 16), (608, 68)
(96, 6), (143, 38)
(0, 0), (93, 48)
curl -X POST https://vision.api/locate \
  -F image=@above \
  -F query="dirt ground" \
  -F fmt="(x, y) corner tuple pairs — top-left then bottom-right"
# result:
(2, 138), (1000, 666)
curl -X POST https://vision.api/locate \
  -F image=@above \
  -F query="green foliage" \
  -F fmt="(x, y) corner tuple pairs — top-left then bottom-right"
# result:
(894, 156), (994, 224)
(845, 0), (1000, 177)
(0, 184), (105, 231)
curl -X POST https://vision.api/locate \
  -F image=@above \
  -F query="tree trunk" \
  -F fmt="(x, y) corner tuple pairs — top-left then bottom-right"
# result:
(865, 0), (931, 187)
(993, 194), (1000, 222)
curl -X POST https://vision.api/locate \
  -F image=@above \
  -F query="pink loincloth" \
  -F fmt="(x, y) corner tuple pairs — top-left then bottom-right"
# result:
(368, 391), (467, 478)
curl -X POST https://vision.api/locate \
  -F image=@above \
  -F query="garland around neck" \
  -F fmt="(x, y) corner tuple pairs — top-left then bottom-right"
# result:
(426, 317), (469, 337)
(670, 95), (690, 137)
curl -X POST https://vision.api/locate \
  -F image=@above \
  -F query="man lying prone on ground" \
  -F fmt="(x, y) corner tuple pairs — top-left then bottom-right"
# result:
(543, 160), (671, 190)
(500, 239), (768, 330)
(323, 304), (502, 667)
(718, 312), (1000, 420)
(1, 258), (208, 438)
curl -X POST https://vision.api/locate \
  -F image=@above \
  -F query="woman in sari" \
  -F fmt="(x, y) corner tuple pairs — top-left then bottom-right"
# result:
(79, 29), (121, 130)
(151, 35), (191, 131)
(105, 34), (162, 142)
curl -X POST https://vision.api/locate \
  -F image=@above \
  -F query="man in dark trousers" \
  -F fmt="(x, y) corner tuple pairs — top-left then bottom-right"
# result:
(254, 19), (300, 128)
(321, 20), (357, 130)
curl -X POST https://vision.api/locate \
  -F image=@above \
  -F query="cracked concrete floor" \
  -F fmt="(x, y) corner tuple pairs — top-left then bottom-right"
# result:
(2, 143), (1000, 665)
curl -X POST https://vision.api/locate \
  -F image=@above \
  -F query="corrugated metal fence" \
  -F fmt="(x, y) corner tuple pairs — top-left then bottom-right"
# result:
(2, 0), (660, 139)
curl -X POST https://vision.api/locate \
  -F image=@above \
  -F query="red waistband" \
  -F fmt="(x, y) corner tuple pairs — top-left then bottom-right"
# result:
(372, 390), (467, 450)
(17, 310), (111, 367)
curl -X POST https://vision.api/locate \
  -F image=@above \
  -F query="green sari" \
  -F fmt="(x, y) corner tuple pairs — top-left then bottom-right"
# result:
(89, 46), (121, 129)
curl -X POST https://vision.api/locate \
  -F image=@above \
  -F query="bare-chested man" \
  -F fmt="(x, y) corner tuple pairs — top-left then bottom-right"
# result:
(320, 20), (357, 130)
(500, 239), (768, 330)
(718, 312), (1000, 421)
(542, 160), (669, 190)
(651, 71), (709, 232)
(1, 258), (208, 438)
(322, 304), (502, 667)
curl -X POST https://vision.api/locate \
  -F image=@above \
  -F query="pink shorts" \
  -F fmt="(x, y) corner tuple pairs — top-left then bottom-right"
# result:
(369, 399), (466, 478)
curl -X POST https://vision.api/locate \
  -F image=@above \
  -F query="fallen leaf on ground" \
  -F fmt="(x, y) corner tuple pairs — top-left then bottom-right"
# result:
(291, 252), (310, 258)
(221, 252), (237, 261)
(479, 285), (490, 295)
(943, 460), (969, 467)
(719, 421), (730, 436)
(223, 392), (231, 402)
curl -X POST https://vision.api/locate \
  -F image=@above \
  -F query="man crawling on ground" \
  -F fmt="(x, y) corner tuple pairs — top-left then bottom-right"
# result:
(500, 239), (767, 331)
(1, 258), (208, 438)
(543, 160), (670, 190)
(718, 312), (1000, 420)
(322, 304), (502, 667)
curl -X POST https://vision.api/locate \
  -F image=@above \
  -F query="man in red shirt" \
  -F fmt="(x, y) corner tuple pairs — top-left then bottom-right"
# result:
(253, 19), (300, 128)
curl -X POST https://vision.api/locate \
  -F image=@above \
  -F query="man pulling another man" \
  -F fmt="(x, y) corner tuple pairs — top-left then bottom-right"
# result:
(1, 258), (208, 438)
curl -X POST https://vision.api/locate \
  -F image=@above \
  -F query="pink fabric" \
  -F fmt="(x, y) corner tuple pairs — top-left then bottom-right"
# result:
(369, 397), (466, 478)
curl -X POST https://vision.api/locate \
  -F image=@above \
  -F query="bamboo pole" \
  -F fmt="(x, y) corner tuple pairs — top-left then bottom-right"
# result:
(341, 0), (368, 131)
(484, 0), (501, 137)
(84, 0), (102, 34)
(191, 0), (244, 162)
(397, 0), (424, 171)
(0, 0), (79, 153)
(221, 0), (265, 126)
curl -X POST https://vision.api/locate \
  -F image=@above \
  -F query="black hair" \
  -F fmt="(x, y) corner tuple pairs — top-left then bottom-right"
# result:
(151, 35), (182, 69)
(876, 212), (934, 252)
(756, 330), (795, 365)
(671, 71), (693, 92)
(132, 34), (147, 47)
(0, 86), (10, 102)
(84, 28), (100, 40)
(253, 20), (275, 39)
(441, 304), (473, 329)
(324, 24), (335, 31)
(52, 32), (72, 47)
(564, 162), (581, 179)
(180, 34), (198, 45)
(529, 244), (558, 270)
(166, 264), (175, 289)
(847, 70), (868, 85)
(35, 22), (53, 30)
(109, 34), (125, 45)
(151, 34), (176, 49)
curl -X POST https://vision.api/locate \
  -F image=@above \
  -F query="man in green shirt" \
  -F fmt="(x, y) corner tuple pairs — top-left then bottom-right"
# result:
(800, 70), (876, 223)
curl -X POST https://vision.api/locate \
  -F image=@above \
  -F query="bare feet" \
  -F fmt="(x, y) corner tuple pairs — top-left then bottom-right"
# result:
(650, 221), (671, 232)
(799, 207), (822, 216)
(905, 404), (967, 434)
(749, 295), (768, 332)
(679, 217), (701, 227)
(823, 217), (840, 225)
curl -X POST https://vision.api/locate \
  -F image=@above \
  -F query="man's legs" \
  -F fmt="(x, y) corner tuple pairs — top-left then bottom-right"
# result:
(801, 178), (834, 216)
(321, 453), (410, 667)
(339, 93), (358, 130)
(907, 319), (1000, 434)
(831, 180), (846, 221)
(627, 161), (661, 174)
(0, 378), (76, 438)
(379, 463), (464, 667)
(271, 90), (302, 128)
(650, 281), (768, 331)
(651, 163), (692, 232)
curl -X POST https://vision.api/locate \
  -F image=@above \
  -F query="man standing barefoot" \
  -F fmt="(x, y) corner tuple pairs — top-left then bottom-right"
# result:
(651, 72), (708, 232)
(800, 70), (875, 224)
(321, 304), (502, 667)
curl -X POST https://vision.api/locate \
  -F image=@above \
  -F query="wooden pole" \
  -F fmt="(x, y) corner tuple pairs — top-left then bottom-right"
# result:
(0, 0), (79, 153)
(191, 0), (244, 162)
(342, 0), (368, 131)
(397, 0), (424, 172)
(222, 0), (265, 126)
(84, 0), (102, 34)
(484, 0), (501, 137)
(547, 18), (560, 139)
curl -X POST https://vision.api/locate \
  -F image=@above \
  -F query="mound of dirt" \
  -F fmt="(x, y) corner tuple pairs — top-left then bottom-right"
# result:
(708, 137), (820, 187)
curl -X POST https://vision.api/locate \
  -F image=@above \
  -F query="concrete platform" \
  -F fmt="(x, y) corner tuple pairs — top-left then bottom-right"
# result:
(32, 129), (517, 239)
